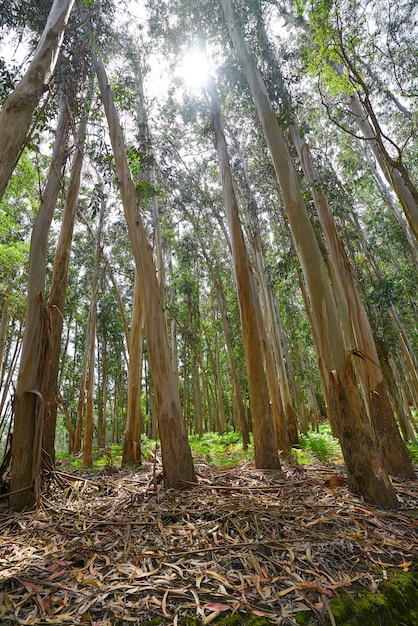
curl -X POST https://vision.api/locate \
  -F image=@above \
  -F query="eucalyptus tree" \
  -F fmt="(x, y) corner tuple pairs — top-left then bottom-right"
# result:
(205, 74), (282, 467)
(93, 54), (196, 486)
(250, 1), (414, 478)
(9, 95), (71, 509)
(42, 94), (90, 464)
(0, 0), (75, 202)
(219, 0), (398, 508)
(281, 0), (418, 242)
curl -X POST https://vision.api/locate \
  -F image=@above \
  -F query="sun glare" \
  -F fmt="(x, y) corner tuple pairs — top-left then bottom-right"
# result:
(177, 50), (210, 89)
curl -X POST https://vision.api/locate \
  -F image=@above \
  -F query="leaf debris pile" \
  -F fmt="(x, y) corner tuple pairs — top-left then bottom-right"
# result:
(1, 458), (417, 625)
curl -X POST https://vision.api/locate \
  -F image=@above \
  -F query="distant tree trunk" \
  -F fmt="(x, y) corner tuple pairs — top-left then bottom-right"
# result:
(213, 279), (250, 446)
(206, 75), (281, 470)
(213, 318), (226, 434)
(0, 283), (11, 385)
(94, 55), (196, 487)
(43, 105), (88, 464)
(9, 96), (70, 510)
(221, 0), (398, 508)
(347, 93), (418, 242)
(83, 192), (105, 467)
(0, 0), (75, 202)
(98, 332), (108, 448)
(0, 321), (22, 419)
(123, 270), (143, 466)
(231, 134), (297, 445)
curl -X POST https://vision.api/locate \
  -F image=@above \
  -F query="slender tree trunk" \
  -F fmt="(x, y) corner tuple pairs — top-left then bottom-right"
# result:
(9, 97), (70, 510)
(206, 75), (281, 470)
(0, 0), (75, 202)
(123, 270), (143, 466)
(213, 320), (226, 434)
(220, 0), (398, 508)
(347, 93), (418, 242)
(94, 56), (196, 487)
(214, 279), (250, 446)
(0, 283), (11, 386)
(98, 333), (108, 448)
(83, 193), (105, 467)
(43, 106), (88, 463)
(0, 321), (22, 419)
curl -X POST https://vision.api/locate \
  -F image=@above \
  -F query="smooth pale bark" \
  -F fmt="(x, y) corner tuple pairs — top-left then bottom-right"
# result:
(347, 94), (418, 242)
(278, 6), (418, 243)
(10, 97), (70, 510)
(82, 194), (105, 467)
(0, 0), (75, 202)
(74, 343), (87, 453)
(213, 320), (226, 435)
(43, 109), (88, 463)
(0, 284), (11, 385)
(251, 231), (296, 448)
(256, 13), (412, 474)
(290, 130), (414, 479)
(123, 270), (143, 466)
(97, 333), (108, 448)
(0, 321), (22, 418)
(359, 146), (418, 271)
(231, 133), (297, 444)
(57, 388), (74, 453)
(78, 209), (130, 353)
(220, 0), (398, 508)
(135, 61), (164, 288)
(206, 76), (281, 470)
(213, 279), (250, 446)
(348, 204), (418, 412)
(94, 56), (196, 487)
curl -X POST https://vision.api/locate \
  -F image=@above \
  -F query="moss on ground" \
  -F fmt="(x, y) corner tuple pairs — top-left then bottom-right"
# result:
(325, 566), (418, 625)
(136, 565), (418, 625)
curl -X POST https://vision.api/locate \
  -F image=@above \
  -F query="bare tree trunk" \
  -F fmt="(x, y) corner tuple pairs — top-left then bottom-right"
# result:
(83, 192), (105, 467)
(290, 129), (414, 479)
(214, 279), (250, 446)
(213, 320), (226, 434)
(0, 283), (11, 385)
(94, 56), (196, 487)
(9, 96), (70, 510)
(123, 270), (143, 466)
(206, 76), (281, 470)
(221, 0), (398, 508)
(43, 105), (88, 463)
(0, 0), (75, 202)
(347, 94), (418, 242)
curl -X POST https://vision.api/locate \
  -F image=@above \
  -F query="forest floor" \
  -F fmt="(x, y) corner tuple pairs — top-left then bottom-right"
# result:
(0, 454), (417, 626)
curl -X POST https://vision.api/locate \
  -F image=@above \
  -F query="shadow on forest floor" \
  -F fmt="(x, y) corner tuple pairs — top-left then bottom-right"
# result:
(0, 455), (417, 625)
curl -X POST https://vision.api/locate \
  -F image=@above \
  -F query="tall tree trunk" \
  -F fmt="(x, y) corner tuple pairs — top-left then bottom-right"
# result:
(0, 282), (11, 386)
(220, 0), (398, 508)
(255, 10), (412, 476)
(94, 56), (196, 487)
(43, 105), (88, 463)
(0, 0), (75, 202)
(206, 76), (281, 470)
(83, 192), (105, 467)
(213, 279), (250, 446)
(289, 129), (414, 478)
(9, 96), (70, 510)
(230, 132), (298, 444)
(123, 270), (143, 466)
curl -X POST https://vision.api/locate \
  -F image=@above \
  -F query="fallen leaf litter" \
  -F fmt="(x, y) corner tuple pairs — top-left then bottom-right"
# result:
(0, 456), (417, 625)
